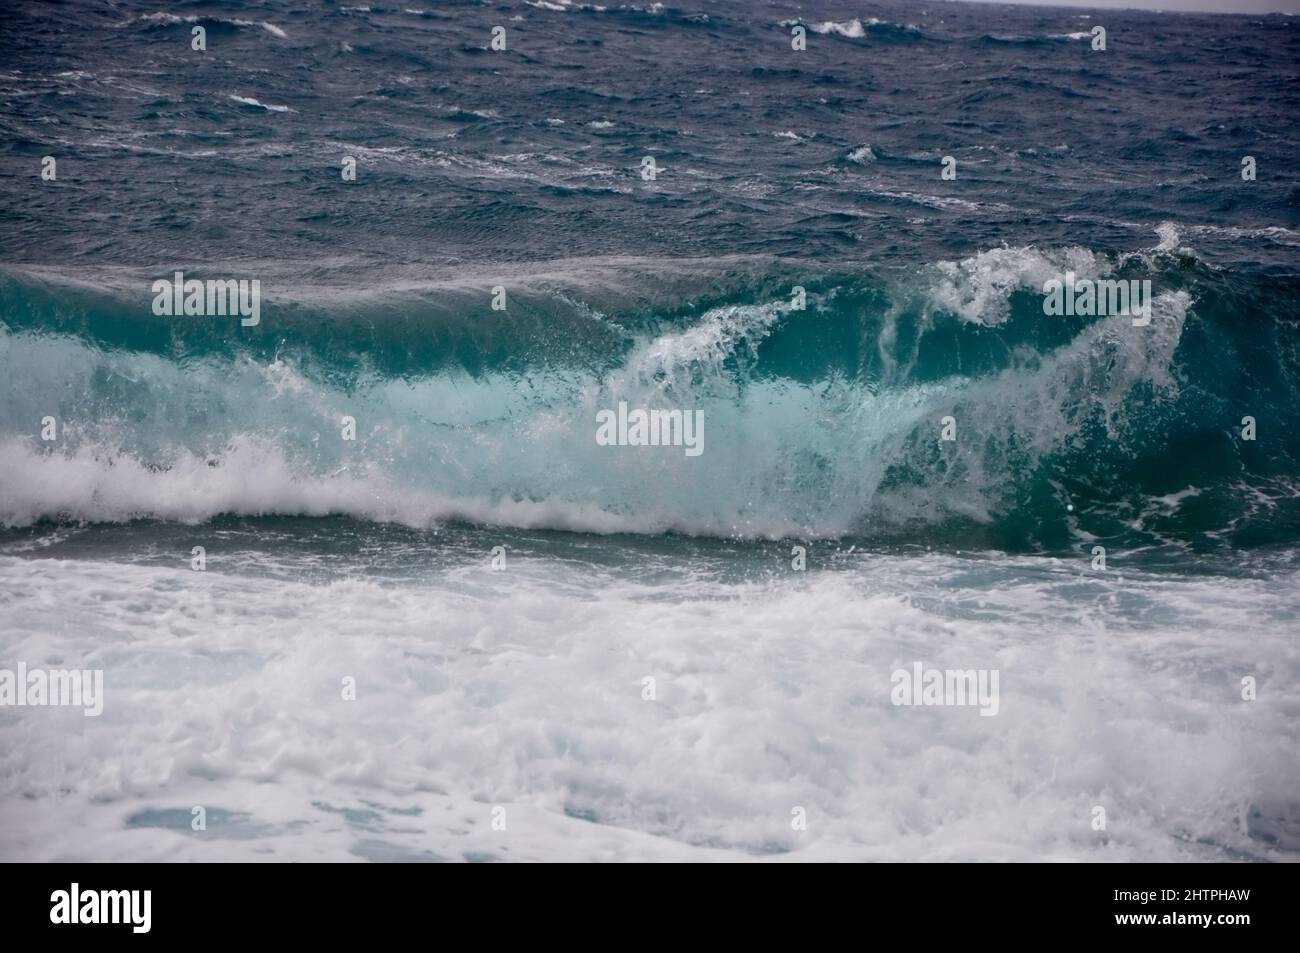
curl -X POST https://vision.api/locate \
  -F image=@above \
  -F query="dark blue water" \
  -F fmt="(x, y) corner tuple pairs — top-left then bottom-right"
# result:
(2, 1), (1297, 266)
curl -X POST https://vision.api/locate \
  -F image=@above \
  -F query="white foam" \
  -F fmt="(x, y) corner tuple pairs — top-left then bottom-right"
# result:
(926, 245), (1105, 326)
(1, 550), (1294, 861)
(812, 19), (865, 38)
(228, 95), (294, 113)
(0, 436), (729, 536)
(134, 13), (287, 38)
(1155, 221), (1182, 252)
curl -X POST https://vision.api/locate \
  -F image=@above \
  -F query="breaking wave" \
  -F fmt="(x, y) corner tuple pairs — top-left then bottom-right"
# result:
(1, 242), (1297, 549)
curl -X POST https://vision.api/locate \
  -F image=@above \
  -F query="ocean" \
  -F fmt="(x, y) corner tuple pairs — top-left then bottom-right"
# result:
(0, 0), (1298, 862)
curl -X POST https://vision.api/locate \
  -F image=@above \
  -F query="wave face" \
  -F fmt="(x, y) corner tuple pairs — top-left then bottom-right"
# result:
(1, 0), (1298, 549)
(2, 238), (1298, 550)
